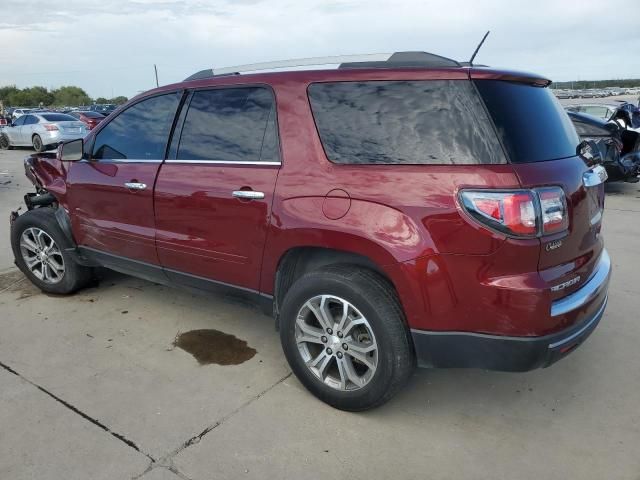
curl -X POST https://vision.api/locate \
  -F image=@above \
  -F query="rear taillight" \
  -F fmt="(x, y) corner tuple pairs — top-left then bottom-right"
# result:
(537, 187), (568, 234)
(43, 124), (59, 131)
(460, 187), (568, 238)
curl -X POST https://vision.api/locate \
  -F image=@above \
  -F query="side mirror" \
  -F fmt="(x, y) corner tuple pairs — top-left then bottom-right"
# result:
(60, 138), (84, 161)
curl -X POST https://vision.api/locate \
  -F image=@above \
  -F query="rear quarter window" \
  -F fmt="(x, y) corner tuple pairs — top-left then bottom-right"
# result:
(308, 80), (505, 165)
(474, 80), (579, 163)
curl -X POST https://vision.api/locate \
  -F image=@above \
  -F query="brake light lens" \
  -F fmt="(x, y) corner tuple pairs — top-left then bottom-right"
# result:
(43, 124), (59, 131)
(537, 187), (568, 234)
(460, 187), (568, 238)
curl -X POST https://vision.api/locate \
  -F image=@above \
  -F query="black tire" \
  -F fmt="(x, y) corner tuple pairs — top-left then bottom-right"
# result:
(32, 134), (44, 153)
(11, 207), (92, 294)
(0, 133), (12, 150)
(279, 265), (414, 411)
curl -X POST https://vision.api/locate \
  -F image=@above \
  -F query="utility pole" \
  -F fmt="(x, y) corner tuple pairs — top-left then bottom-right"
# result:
(154, 64), (159, 88)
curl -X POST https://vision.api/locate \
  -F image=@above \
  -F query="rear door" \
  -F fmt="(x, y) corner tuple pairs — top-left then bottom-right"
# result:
(154, 86), (280, 291)
(66, 92), (181, 268)
(475, 80), (605, 299)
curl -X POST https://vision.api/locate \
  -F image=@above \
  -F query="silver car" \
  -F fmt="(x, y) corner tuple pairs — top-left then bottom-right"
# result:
(0, 112), (88, 152)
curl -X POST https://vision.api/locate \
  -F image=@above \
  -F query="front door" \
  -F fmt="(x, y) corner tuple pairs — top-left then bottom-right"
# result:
(66, 92), (181, 269)
(154, 86), (280, 292)
(8, 115), (26, 145)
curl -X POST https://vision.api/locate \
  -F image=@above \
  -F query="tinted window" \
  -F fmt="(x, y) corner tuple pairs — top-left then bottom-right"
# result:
(308, 80), (504, 165)
(93, 94), (179, 160)
(23, 115), (39, 125)
(12, 116), (26, 126)
(177, 87), (278, 162)
(41, 113), (75, 122)
(475, 80), (579, 163)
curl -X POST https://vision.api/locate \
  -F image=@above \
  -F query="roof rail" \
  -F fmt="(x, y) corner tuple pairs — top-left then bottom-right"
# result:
(184, 51), (463, 81)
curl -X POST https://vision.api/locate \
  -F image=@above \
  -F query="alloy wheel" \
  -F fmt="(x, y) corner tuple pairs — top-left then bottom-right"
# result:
(295, 295), (378, 391)
(32, 136), (42, 152)
(19, 227), (65, 283)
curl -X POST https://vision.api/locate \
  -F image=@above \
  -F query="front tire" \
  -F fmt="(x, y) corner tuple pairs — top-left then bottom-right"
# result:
(32, 134), (44, 153)
(11, 208), (92, 294)
(279, 265), (414, 411)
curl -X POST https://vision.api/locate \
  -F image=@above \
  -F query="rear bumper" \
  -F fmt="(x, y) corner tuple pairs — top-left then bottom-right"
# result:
(411, 249), (611, 372)
(41, 130), (86, 145)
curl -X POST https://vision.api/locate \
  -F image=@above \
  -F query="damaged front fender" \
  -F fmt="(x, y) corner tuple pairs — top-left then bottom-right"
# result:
(24, 150), (68, 203)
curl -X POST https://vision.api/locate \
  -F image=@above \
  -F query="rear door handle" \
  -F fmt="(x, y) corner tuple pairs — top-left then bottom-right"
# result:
(124, 182), (147, 191)
(232, 190), (265, 200)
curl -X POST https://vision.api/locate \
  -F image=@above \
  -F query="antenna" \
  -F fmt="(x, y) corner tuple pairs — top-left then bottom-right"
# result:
(469, 31), (490, 66)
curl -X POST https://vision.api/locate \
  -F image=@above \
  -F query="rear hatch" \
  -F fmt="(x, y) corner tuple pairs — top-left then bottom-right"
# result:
(474, 78), (605, 299)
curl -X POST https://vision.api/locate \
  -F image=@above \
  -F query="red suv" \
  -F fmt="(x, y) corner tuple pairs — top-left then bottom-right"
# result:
(10, 52), (611, 411)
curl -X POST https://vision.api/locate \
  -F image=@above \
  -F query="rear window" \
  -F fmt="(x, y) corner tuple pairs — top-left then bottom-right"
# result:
(474, 80), (579, 163)
(41, 114), (76, 122)
(308, 80), (505, 165)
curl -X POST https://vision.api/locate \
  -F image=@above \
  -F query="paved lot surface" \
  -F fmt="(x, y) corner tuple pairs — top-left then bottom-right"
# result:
(1, 147), (639, 479)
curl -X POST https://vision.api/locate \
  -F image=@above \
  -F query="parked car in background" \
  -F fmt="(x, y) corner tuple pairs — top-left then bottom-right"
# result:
(87, 104), (117, 116)
(10, 52), (611, 411)
(68, 111), (105, 130)
(0, 112), (88, 152)
(567, 111), (640, 183)
(11, 108), (33, 120)
(566, 103), (639, 129)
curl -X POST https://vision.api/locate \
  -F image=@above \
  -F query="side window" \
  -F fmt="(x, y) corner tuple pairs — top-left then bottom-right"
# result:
(92, 93), (179, 160)
(177, 87), (278, 163)
(13, 116), (26, 127)
(24, 115), (38, 125)
(308, 80), (505, 165)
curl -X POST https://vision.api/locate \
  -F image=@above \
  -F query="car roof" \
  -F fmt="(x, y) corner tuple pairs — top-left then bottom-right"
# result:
(132, 65), (550, 105)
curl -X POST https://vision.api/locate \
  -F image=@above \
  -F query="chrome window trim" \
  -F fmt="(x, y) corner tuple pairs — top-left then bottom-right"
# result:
(80, 158), (163, 164)
(550, 249), (611, 317)
(164, 159), (281, 166)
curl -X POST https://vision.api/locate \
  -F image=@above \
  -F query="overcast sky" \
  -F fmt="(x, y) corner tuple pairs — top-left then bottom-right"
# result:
(2, 0), (639, 99)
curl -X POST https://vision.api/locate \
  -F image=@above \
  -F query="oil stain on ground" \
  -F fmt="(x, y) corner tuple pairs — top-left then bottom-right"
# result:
(173, 329), (257, 366)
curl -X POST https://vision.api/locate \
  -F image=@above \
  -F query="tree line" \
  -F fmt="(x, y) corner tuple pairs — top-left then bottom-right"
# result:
(553, 79), (640, 89)
(0, 85), (128, 107)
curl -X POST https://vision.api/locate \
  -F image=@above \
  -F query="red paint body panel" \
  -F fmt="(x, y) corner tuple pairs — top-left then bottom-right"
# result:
(22, 64), (606, 341)
(65, 161), (161, 265)
(154, 164), (279, 290)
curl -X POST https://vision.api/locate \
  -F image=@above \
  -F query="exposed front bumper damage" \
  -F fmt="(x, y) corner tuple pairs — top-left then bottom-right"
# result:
(411, 249), (611, 372)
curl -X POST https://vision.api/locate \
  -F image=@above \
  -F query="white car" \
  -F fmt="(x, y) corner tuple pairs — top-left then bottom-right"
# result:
(11, 108), (32, 120)
(0, 112), (88, 152)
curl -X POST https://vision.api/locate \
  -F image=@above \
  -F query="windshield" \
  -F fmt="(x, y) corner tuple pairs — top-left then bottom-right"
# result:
(474, 80), (579, 163)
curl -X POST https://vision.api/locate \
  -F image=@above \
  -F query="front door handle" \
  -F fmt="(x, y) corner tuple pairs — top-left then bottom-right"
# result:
(125, 182), (147, 191)
(232, 190), (265, 200)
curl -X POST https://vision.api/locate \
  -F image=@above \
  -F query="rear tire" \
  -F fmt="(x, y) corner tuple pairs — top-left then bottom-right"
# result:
(279, 265), (414, 411)
(0, 133), (12, 150)
(11, 208), (92, 294)
(32, 134), (44, 153)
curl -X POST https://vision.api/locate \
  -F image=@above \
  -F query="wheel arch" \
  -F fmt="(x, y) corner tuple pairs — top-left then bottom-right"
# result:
(269, 245), (410, 329)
